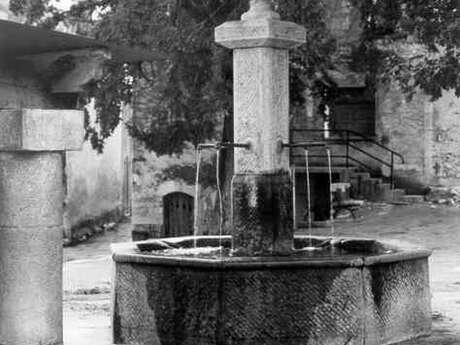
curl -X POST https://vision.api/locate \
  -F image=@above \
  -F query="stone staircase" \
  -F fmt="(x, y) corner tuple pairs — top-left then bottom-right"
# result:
(346, 170), (425, 204)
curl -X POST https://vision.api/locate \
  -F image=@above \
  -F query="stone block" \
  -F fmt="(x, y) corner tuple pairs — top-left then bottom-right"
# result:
(362, 259), (431, 344)
(392, 188), (406, 201)
(0, 152), (64, 227)
(232, 172), (293, 256)
(232, 47), (290, 172)
(0, 108), (83, 151)
(0, 226), (63, 345)
(215, 19), (306, 49)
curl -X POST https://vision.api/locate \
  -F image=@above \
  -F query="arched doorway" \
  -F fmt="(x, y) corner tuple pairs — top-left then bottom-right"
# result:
(163, 192), (194, 237)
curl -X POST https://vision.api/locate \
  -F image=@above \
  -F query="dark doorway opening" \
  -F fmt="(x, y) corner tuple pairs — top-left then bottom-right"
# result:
(331, 87), (375, 136)
(163, 192), (194, 237)
(295, 172), (340, 226)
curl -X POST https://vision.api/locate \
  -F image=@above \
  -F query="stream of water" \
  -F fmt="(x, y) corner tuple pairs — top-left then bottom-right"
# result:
(304, 150), (313, 247)
(193, 148), (202, 248)
(326, 148), (335, 236)
(216, 149), (224, 258)
(193, 145), (336, 253)
(230, 173), (236, 252)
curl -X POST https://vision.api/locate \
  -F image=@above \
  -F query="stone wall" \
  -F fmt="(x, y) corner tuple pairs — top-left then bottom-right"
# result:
(131, 141), (219, 237)
(64, 101), (123, 231)
(376, 80), (460, 191)
(430, 92), (460, 186)
(375, 84), (430, 192)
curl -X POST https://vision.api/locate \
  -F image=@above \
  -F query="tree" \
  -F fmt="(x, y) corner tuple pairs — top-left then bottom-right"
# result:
(350, 0), (460, 101)
(10, 0), (337, 153)
(11, 0), (460, 149)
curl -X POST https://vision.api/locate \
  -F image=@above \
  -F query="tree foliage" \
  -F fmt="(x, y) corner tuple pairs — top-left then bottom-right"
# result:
(10, 0), (460, 152)
(10, 0), (336, 153)
(351, 0), (460, 100)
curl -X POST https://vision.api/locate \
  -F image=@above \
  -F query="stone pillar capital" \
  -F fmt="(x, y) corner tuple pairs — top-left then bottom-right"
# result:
(0, 108), (84, 152)
(215, 2), (306, 50)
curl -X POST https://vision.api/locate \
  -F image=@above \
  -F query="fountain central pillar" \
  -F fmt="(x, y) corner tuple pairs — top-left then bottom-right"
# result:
(215, 0), (306, 255)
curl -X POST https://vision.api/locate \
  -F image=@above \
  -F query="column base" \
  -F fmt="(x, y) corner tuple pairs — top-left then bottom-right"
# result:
(232, 171), (293, 256)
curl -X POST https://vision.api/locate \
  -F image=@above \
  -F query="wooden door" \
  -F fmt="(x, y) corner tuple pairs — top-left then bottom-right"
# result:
(331, 87), (375, 136)
(332, 102), (375, 136)
(163, 192), (194, 237)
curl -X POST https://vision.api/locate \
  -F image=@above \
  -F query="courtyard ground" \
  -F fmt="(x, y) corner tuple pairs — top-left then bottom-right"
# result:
(63, 203), (460, 345)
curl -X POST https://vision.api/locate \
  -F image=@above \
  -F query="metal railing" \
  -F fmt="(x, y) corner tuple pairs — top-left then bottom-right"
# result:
(288, 129), (405, 187)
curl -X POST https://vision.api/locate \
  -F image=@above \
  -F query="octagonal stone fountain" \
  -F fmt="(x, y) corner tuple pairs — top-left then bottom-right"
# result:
(112, 2), (431, 344)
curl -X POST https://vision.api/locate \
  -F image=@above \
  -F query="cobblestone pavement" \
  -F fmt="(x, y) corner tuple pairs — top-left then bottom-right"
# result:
(63, 204), (460, 345)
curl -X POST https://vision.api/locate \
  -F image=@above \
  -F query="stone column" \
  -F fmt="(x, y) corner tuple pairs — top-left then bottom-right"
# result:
(215, 0), (306, 255)
(0, 109), (83, 345)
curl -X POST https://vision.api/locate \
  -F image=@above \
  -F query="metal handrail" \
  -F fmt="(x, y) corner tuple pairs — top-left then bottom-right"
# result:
(348, 143), (391, 167)
(289, 128), (405, 187)
(344, 129), (404, 163)
(290, 128), (404, 163)
(290, 154), (376, 172)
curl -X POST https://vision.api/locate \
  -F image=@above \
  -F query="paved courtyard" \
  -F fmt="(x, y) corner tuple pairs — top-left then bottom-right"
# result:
(63, 203), (460, 345)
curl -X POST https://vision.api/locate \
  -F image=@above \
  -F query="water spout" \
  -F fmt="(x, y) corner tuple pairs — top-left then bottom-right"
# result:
(304, 150), (313, 248)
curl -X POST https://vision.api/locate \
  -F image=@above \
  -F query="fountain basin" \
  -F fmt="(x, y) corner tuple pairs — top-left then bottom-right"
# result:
(112, 235), (431, 345)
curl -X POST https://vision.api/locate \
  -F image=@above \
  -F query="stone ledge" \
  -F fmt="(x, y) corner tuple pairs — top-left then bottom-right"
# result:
(215, 19), (306, 49)
(0, 108), (83, 151)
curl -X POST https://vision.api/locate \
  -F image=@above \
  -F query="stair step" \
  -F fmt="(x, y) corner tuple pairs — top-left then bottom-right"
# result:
(399, 195), (425, 204)
(348, 176), (359, 193)
(380, 189), (396, 202)
(379, 183), (391, 191)
(373, 183), (392, 202)
(343, 170), (415, 204)
(351, 172), (371, 179)
(367, 178), (383, 202)
(362, 179), (378, 200)
(293, 166), (357, 174)
(349, 173), (371, 197)
(392, 189), (406, 201)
